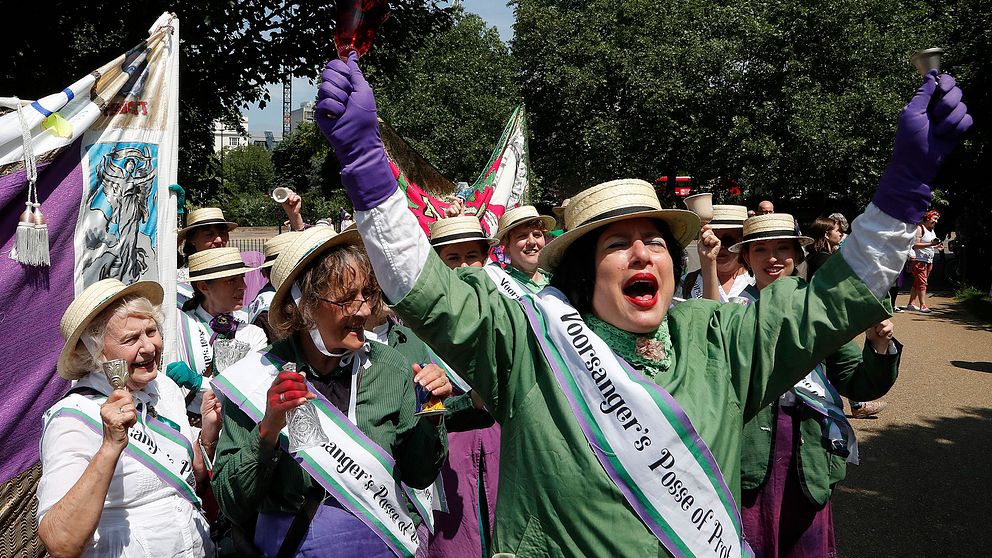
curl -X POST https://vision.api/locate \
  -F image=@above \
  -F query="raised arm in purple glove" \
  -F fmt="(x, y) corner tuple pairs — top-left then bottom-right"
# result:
(315, 52), (397, 211)
(873, 70), (973, 224)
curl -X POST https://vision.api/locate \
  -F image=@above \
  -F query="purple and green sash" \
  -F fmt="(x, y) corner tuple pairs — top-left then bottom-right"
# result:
(43, 395), (201, 507)
(212, 351), (434, 558)
(518, 287), (753, 558)
(787, 363), (858, 463)
(483, 263), (526, 301)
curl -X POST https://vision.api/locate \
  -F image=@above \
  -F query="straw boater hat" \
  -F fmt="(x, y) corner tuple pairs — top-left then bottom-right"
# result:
(259, 232), (302, 269)
(57, 279), (164, 378)
(709, 205), (748, 230)
(492, 205), (557, 245)
(268, 226), (362, 325)
(728, 213), (814, 253)
(187, 247), (255, 282)
(539, 179), (700, 272)
(177, 207), (238, 244)
(429, 216), (493, 247)
(552, 198), (571, 218)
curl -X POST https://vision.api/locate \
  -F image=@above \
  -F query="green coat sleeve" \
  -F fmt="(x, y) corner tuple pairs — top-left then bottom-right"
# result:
(392, 251), (531, 424)
(210, 400), (310, 528)
(827, 339), (902, 402)
(712, 254), (892, 422)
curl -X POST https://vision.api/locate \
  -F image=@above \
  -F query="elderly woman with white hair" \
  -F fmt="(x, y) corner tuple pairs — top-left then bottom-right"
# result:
(37, 279), (216, 557)
(315, 53), (970, 557)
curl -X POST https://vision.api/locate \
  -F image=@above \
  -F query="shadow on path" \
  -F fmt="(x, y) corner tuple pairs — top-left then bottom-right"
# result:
(902, 297), (992, 333)
(950, 361), (992, 374)
(834, 407), (992, 557)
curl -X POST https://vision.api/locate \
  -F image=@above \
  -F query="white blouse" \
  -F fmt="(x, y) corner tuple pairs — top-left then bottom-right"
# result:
(37, 373), (212, 557)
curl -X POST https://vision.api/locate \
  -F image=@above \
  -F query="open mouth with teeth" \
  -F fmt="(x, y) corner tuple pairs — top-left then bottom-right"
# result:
(130, 357), (156, 371)
(623, 273), (659, 308)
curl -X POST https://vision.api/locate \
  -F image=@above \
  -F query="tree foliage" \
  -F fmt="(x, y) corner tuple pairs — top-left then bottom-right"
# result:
(373, 9), (521, 182)
(512, 0), (937, 217)
(0, 0), (455, 201)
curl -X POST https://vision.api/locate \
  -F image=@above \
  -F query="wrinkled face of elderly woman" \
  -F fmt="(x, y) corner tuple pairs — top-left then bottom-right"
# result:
(101, 307), (163, 391)
(592, 218), (675, 334)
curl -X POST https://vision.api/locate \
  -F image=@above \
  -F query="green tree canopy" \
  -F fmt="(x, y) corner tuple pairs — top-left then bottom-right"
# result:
(373, 9), (521, 182)
(512, 0), (937, 217)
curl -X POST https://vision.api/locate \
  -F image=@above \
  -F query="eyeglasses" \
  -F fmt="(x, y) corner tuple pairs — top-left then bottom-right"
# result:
(317, 293), (381, 316)
(717, 235), (742, 246)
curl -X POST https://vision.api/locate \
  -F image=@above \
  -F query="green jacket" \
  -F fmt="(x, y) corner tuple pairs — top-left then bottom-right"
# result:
(392, 250), (888, 557)
(210, 335), (448, 529)
(741, 339), (901, 505)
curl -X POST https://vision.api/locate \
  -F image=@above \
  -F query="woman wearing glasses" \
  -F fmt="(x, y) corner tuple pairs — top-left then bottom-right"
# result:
(210, 227), (450, 558)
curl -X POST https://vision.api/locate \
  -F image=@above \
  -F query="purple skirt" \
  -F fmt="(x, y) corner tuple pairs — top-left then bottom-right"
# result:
(426, 423), (500, 558)
(741, 404), (837, 558)
(255, 497), (394, 558)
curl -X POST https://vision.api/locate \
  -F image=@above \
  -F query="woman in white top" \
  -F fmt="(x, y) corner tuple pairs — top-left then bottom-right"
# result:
(906, 210), (942, 313)
(38, 279), (216, 557)
(172, 247), (268, 418)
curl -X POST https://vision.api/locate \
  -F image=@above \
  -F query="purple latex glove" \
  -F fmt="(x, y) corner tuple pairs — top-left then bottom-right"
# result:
(873, 70), (973, 224)
(315, 51), (397, 211)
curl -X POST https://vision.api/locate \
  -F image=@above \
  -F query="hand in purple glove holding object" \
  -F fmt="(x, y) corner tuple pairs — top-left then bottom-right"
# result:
(315, 51), (397, 211)
(873, 70), (973, 224)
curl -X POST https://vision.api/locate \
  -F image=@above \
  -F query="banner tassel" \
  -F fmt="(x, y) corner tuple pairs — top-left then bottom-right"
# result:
(7, 97), (50, 267)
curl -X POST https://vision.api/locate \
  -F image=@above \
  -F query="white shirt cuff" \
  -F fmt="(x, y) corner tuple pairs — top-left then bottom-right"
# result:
(839, 203), (916, 300)
(356, 189), (431, 302)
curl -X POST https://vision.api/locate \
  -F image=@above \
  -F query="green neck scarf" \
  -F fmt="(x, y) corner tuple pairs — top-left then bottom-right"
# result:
(585, 314), (675, 379)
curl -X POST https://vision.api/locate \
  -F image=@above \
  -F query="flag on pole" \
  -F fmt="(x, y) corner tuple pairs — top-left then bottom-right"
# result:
(0, 13), (180, 554)
(383, 105), (532, 247)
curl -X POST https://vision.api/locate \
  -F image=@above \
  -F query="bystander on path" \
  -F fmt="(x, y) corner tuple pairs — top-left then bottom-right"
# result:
(834, 294), (992, 557)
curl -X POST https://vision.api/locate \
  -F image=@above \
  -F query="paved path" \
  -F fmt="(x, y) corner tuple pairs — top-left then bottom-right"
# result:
(833, 294), (992, 557)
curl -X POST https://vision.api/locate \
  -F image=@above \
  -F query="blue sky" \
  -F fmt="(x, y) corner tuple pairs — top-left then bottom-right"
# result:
(243, 0), (515, 134)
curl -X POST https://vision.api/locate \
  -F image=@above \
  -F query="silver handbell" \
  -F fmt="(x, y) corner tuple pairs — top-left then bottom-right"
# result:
(212, 338), (251, 374)
(283, 362), (330, 453)
(911, 48), (943, 77)
(103, 359), (130, 390)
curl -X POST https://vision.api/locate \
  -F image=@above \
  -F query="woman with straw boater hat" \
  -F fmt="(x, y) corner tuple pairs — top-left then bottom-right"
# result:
(170, 247), (267, 421)
(246, 231), (302, 342)
(680, 204), (754, 302)
(176, 207), (238, 307)
(210, 226), (450, 557)
(419, 215), (502, 557)
(313, 53), (969, 557)
(728, 213), (900, 556)
(490, 205), (557, 294)
(38, 279), (216, 557)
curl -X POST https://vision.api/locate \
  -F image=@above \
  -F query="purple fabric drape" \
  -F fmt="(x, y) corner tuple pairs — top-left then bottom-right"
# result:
(0, 146), (82, 485)
(240, 250), (266, 307)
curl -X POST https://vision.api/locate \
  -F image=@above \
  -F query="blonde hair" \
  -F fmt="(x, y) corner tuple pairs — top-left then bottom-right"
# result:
(62, 296), (164, 380)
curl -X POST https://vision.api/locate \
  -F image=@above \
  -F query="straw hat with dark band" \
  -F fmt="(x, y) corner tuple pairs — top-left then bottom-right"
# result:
(708, 205), (749, 230)
(492, 206), (557, 244)
(539, 179), (700, 272)
(430, 216), (492, 247)
(178, 207), (238, 244)
(728, 213), (813, 253)
(269, 226), (363, 325)
(57, 279), (164, 378)
(260, 232), (302, 269)
(188, 247), (255, 282)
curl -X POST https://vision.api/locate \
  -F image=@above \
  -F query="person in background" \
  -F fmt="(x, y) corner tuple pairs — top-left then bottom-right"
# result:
(177, 208), (238, 307)
(805, 215), (844, 277)
(906, 210), (943, 313)
(828, 212), (850, 243)
(729, 214), (901, 557)
(681, 204), (753, 301)
(340, 212), (355, 231)
(418, 216), (500, 558)
(491, 206), (556, 293)
(171, 247), (268, 422)
(246, 231), (302, 342)
(38, 279), (216, 557)
(758, 200), (775, 214)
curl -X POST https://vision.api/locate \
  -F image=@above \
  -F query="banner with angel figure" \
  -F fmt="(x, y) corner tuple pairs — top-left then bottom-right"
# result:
(0, 13), (180, 555)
